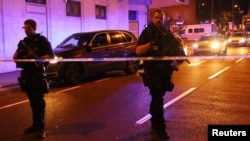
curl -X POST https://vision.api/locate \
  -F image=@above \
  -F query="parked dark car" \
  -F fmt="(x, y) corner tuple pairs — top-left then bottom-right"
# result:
(192, 33), (228, 55)
(46, 30), (139, 85)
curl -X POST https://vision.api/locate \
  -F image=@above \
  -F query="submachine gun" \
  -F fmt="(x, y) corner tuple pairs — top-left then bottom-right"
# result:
(16, 40), (44, 69)
(148, 24), (190, 70)
(16, 40), (49, 93)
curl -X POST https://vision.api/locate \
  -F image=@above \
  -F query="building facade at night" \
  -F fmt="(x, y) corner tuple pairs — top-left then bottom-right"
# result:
(0, 0), (149, 73)
(148, 0), (195, 33)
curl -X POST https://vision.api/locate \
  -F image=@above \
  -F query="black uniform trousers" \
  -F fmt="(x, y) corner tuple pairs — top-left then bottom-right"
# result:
(26, 89), (45, 131)
(21, 69), (46, 131)
(143, 61), (174, 132)
(149, 87), (166, 132)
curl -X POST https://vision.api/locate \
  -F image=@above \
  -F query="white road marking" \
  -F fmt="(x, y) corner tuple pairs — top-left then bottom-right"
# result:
(208, 66), (230, 80)
(163, 87), (197, 109)
(56, 86), (81, 93)
(95, 78), (111, 83)
(235, 58), (244, 63)
(136, 87), (197, 125)
(0, 100), (29, 110)
(0, 78), (110, 110)
(0, 85), (82, 109)
(188, 60), (206, 66)
(136, 114), (152, 125)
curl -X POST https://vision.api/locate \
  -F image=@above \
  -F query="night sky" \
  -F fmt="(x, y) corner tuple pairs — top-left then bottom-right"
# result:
(213, 0), (248, 14)
(198, 0), (249, 22)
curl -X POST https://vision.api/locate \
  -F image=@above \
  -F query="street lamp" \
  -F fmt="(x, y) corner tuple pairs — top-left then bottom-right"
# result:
(233, 3), (241, 28)
(232, 0), (234, 28)
(231, 0), (240, 28)
(198, 1), (205, 23)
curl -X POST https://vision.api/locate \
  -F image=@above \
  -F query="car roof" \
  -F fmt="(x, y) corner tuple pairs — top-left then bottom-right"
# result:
(201, 32), (221, 37)
(70, 29), (134, 36)
(232, 30), (246, 32)
(231, 32), (245, 34)
(56, 29), (137, 47)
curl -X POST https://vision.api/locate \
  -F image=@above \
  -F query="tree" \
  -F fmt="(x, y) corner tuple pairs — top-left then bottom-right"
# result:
(220, 11), (232, 32)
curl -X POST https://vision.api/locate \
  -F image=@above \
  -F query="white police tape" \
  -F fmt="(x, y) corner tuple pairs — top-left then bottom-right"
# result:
(0, 55), (250, 62)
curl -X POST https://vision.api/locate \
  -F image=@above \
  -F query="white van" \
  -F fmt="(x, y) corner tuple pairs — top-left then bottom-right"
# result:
(181, 24), (215, 41)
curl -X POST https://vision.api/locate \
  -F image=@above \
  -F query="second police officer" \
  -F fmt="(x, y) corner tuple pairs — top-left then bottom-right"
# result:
(13, 19), (54, 139)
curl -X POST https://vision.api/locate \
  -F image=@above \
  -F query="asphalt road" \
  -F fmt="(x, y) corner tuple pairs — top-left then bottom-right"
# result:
(0, 47), (250, 141)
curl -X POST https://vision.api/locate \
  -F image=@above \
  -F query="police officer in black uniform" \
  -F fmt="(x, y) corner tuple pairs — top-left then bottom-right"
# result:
(136, 9), (185, 140)
(13, 19), (54, 139)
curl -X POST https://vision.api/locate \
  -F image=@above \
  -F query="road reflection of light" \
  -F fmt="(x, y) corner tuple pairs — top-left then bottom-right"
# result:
(95, 78), (111, 83)
(238, 48), (249, 55)
(56, 86), (81, 93)
(227, 47), (250, 56)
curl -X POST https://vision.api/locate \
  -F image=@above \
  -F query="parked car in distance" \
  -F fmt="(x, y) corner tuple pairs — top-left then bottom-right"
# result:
(46, 30), (139, 85)
(227, 31), (250, 47)
(192, 33), (227, 55)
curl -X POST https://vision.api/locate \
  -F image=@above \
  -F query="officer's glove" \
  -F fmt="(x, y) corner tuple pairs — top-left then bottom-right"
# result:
(171, 60), (182, 71)
(152, 37), (162, 46)
(150, 38), (162, 52)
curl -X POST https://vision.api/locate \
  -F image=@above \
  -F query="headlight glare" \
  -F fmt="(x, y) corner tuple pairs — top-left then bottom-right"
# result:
(193, 43), (199, 48)
(49, 56), (61, 64)
(211, 42), (220, 49)
(239, 38), (246, 43)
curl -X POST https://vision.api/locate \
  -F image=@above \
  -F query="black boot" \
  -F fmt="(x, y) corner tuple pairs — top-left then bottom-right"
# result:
(157, 131), (170, 140)
(24, 125), (37, 134)
(151, 125), (170, 140)
(36, 129), (46, 139)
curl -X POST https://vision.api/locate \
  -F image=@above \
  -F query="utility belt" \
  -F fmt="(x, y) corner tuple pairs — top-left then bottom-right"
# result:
(143, 61), (173, 76)
(18, 68), (49, 93)
(16, 62), (45, 69)
(139, 72), (174, 92)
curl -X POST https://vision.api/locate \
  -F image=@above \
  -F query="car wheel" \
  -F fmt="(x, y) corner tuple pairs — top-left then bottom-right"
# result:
(124, 60), (139, 75)
(217, 48), (222, 56)
(64, 63), (83, 85)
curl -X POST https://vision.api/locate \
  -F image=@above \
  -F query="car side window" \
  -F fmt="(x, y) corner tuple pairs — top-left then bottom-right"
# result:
(92, 33), (108, 47)
(109, 32), (123, 45)
(188, 29), (193, 33)
(122, 32), (133, 42)
(77, 34), (93, 47)
(61, 35), (80, 48)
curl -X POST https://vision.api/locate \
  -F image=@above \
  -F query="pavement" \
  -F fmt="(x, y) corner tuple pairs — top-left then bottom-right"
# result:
(0, 70), (21, 88)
